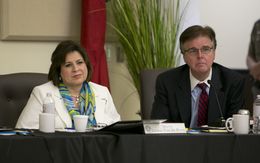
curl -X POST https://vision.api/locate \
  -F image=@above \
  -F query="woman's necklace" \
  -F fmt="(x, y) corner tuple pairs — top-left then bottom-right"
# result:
(71, 95), (80, 104)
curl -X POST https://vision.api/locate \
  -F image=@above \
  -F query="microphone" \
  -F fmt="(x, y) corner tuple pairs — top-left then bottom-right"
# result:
(207, 80), (225, 127)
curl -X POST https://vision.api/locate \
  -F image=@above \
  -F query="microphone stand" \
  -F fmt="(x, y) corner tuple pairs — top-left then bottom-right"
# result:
(207, 80), (226, 127)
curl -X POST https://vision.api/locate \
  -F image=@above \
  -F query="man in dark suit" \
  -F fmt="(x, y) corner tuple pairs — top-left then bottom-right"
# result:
(151, 25), (245, 128)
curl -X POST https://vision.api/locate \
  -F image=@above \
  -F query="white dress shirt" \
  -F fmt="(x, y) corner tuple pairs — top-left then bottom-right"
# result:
(189, 69), (212, 128)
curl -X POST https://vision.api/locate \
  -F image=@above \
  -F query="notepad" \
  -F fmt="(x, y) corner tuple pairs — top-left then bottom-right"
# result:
(201, 129), (228, 133)
(0, 131), (17, 136)
(188, 125), (228, 133)
(0, 130), (32, 136)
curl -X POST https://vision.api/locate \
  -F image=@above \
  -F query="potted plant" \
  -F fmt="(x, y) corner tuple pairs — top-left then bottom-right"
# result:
(109, 0), (186, 96)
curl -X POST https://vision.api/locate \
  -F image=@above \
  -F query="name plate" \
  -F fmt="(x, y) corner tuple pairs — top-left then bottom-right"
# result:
(143, 123), (186, 134)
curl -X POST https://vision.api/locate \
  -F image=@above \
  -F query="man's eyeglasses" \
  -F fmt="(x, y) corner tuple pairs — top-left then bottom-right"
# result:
(183, 46), (214, 55)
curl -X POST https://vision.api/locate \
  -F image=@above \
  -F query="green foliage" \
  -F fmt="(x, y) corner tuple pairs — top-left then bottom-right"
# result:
(110, 0), (184, 95)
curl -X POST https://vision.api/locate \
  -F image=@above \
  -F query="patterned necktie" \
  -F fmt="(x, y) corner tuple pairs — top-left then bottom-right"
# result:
(197, 83), (209, 127)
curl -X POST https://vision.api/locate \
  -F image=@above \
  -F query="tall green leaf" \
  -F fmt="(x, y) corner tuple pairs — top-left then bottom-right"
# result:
(110, 0), (186, 96)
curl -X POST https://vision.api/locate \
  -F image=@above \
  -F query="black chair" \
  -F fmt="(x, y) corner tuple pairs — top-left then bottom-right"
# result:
(0, 73), (48, 128)
(233, 69), (254, 115)
(140, 69), (168, 119)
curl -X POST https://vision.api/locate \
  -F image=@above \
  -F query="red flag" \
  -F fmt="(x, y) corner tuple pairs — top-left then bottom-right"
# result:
(81, 0), (110, 88)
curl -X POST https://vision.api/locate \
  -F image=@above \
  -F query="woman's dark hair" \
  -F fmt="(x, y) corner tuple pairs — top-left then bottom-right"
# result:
(179, 25), (217, 53)
(48, 40), (93, 86)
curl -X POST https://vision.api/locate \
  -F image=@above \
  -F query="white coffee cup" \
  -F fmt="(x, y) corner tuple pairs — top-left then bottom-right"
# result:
(73, 115), (88, 132)
(39, 113), (55, 133)
(225, 114), (249, 134)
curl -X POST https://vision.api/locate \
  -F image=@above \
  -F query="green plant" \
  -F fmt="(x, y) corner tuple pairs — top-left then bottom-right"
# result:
(110, 0), (186, 95)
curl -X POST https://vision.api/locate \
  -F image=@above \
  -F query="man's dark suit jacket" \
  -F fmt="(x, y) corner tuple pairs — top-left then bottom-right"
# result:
(151, 63), (245, 127)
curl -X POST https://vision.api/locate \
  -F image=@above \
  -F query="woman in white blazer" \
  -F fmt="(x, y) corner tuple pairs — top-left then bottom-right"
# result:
(16, 40), (120, 129)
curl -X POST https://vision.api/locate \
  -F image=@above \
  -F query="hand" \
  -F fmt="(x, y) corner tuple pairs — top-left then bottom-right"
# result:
(249, 62), (260, 81)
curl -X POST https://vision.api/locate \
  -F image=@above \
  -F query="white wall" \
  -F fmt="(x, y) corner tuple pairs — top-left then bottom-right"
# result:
(0, 41), (56, 74)
(199, 0), (260, 69)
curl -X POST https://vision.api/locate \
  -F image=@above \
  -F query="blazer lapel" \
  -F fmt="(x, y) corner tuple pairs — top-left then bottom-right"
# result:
(208, 66), (225, 125)
(89, 82), (107, 122)
(51, 86), (72, 128)
(176, 67), (192, 126)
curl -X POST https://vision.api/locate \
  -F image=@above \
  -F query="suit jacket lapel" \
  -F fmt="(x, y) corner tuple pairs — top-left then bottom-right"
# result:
(176, 66), (192, 126)
(51, 85), (72, 128)
(208, 65), (225, 124)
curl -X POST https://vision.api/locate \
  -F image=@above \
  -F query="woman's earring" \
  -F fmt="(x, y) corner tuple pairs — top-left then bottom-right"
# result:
(59, 76), (62, 81)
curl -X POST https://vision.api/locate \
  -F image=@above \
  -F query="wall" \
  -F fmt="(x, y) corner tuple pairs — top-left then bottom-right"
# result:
(0, 1), (259, 120)
(200, 0), (260, 68)
(0, 41), (55, 74)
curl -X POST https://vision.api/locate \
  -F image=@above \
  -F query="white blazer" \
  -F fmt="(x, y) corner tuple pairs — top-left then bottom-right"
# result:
(16, 81), (121, 129)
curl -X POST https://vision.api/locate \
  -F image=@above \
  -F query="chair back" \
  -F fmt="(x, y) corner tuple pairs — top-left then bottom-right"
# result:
(0, 73), (48, 128)
(140, 69), (168, 119)
(233, 69), (254, 115)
